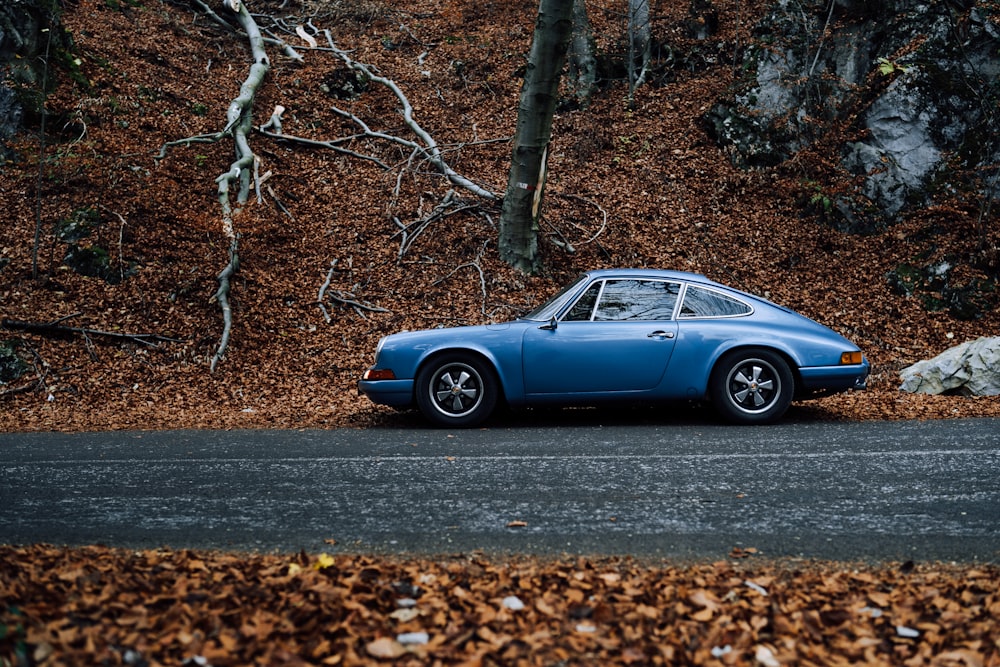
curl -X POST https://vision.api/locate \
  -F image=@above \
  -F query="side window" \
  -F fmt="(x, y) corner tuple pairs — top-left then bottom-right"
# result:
(562, 282), (602, 321)
(679, 286), (752, 318)
(593, 280), (680, 321)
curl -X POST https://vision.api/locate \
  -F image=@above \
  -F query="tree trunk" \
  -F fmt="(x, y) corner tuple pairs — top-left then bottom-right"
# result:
(498, 0), (575, 274)
(627, 0), (651, 103)
(567, 0), (597, 109)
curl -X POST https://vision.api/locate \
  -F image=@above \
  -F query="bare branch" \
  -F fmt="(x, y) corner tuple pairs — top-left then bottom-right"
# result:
(2, 318), (184, 347)
(316, 260), (389, 321)
(326, 290), (390, 315)
(210, 238), (239, 372)
(317, 260), (337, 323)
(322, 30), (499, 202)
(259, 106), (390, 169)
(0, 342), (48, 400)
(557, 192), (608, 245)
(433, 241), (490, 316)
(207, 2), (269, 371)
(190, 0), (304, 62)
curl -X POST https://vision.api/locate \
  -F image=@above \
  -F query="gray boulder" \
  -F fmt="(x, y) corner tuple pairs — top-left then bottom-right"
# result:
(899, 337), (1000, 396)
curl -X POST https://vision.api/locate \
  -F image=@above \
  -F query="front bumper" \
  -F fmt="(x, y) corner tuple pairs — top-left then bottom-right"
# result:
(357, 377), (414, 408)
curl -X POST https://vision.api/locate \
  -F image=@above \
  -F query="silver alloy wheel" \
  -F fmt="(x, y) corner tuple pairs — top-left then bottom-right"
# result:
(725, 357), (781, 414)
(428, 362), (484, 418)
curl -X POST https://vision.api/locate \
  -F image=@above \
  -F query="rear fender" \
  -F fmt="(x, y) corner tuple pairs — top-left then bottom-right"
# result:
(664, 338), (803, 399)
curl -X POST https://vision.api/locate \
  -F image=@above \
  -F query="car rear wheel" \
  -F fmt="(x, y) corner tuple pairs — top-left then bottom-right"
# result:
(710, 349), (794, 425)
(416, 353), (499, 427)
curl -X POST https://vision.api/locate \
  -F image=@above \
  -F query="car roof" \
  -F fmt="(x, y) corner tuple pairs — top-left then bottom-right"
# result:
(584, 268), (714, 283)
(581, 269), (800, 318)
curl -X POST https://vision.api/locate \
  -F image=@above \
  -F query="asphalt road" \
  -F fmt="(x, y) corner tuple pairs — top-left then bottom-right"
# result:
(2, 417), (998, 562)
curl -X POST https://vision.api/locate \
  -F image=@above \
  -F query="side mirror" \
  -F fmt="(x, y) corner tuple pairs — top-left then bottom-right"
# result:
(539, 316), (558, 331)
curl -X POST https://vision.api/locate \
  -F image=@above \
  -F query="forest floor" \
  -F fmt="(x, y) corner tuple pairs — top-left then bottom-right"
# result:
(1, 0), (999, 432)
(1, 0), (998, 664)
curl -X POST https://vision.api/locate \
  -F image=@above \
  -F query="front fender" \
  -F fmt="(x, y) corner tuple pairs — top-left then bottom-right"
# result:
(402, 324), (530, 404)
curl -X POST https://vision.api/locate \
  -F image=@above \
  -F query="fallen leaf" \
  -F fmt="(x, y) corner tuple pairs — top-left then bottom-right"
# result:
(366, 637), (406, 659)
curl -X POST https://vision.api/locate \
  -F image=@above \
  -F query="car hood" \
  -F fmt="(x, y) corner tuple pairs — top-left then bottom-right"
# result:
(380, 321), (523, 349)
(389, 322), (511, 339)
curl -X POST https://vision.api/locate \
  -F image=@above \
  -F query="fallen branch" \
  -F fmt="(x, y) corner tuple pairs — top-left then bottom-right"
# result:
(432, 241), (490, 315)
(327, 290), (391, 318)
(321, 30), (499, 202)
(155, 0), (271, 372)
(188, 0), (304, 63)
(391, 190), (487, 259)
(316, 260), (337, 323)
(316, 260), (390, 321)
(557, 193), (608, 245)
(2, 318), (183, 347)
(0, 380), (39, 399)
(0, 341), (48, 400)
(259, 105), (389, 169)
(544, 192), (609, 253)
(209, 237), (239, 371)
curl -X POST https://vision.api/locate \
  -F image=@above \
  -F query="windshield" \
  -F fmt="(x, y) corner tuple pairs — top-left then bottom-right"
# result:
(520, 274), (590, 321)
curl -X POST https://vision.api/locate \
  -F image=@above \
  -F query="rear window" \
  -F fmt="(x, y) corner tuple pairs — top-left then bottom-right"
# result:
(679, 286), (752, 318)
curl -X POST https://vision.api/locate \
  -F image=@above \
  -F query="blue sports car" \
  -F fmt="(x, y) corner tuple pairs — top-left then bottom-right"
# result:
(359, 269), (869, 427)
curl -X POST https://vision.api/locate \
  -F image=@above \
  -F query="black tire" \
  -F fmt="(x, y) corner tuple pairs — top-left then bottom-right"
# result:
(415, 353), (499, 427)
(710, 349), (794, 425)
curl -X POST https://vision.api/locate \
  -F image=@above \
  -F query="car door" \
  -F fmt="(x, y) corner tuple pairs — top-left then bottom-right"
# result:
(521, 279), (680, 395)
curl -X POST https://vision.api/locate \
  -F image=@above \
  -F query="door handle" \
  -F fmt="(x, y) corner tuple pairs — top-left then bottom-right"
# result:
(647, 330), (675, 339)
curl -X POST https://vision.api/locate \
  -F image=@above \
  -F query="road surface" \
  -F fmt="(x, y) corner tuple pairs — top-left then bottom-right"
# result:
(2, 417), (998, 562)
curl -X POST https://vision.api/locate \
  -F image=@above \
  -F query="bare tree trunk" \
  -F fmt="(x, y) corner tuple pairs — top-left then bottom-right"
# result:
(498, 0), (575, 274)
(627, 0), (651, 104)
(567, 0), (597, 109)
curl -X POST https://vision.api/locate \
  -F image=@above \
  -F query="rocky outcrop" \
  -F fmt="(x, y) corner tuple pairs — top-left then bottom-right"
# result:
(704, 0), (1000, 234)
(1, 0), (56, 160)
(899, 336), (1000, 396)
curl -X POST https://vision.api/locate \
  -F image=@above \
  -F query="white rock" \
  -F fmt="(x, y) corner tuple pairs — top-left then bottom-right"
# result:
(899, 336), (1000, 396)
(396, 632), (429, 645)
(502, 595), (525, 611)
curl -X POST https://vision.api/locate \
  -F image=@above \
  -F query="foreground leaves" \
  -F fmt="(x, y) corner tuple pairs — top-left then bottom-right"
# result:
(2, 545), (998, 666)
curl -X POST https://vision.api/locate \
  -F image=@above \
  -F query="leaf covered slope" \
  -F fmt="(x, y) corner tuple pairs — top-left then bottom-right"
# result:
(1, 0), (999, 431)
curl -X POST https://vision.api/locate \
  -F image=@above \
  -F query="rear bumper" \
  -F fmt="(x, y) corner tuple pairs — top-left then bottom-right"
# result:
(798, 361), (870, 396)
(358, 378), (414, 408)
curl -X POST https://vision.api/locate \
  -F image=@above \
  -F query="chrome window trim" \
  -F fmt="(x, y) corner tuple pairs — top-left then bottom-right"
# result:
(559, 279), (607, 322)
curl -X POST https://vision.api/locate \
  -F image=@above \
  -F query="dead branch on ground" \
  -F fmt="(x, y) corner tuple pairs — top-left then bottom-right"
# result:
(2, 318), (184, 347)
(432, 241), (490, 316)
(156, 7), (505, 364)
(392, 190), (493, 259)
(319, 29), (500, 202)
(259, 106), (390, 169)
(189, 0), (304, 63)
(0, 341), (48, 400)
(157, 1), (271, 372)
(544, 192), (609, 253)
(316, 261), (390, 322)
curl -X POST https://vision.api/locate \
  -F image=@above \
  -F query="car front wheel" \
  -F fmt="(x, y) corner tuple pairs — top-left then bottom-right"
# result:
(415, 353), (499, 427)
(710, 349), (794, 425)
